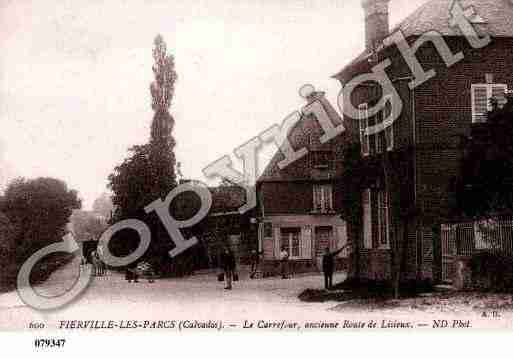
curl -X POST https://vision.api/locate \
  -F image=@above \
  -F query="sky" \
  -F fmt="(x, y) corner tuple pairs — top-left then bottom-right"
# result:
(0, 0), (427, 209)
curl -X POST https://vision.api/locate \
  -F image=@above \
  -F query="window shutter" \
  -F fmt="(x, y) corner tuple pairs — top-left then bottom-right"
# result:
(383, 95), (393, 124)
(274, 227), (281, 259)
(359, 103), (369, 156)
(325, 185), (333, 211)
(362, 189), (372, 249)
(386, 126), (394, 151)
(377, 190), (390, 249)
(492, 84), (508, 108)
(313, 185), (321, 211)
(336, 223), (348, 258)
(472, 84), (489, 123)
(301, 226), (312, 259)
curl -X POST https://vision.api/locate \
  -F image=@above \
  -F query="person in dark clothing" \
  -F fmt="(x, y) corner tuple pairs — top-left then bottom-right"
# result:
(220, 247), (236, 290)
(279, 246), (289, 279)
(125, 260), (139, 283)
(322, 247), (344, 290)
(249, 249), (263, 279)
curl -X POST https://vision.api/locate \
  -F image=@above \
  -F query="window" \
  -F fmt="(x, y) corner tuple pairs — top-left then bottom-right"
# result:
(385, 126), (394, 151)
(377, 190), (390, 249)
(362, 189), (372, 249)
(280, 228), (301, 259)
(471, 84), (508, 123)
(311, 150), (333, 169)
(358, 103), (369, 156)
(229, 234), (241, 246)
(313, 184), (333, 213)
(372, 96), (393, 154)
(384, 95), (394, 151)
(376, 132), (385, 154)
(263, 222), (273, 238)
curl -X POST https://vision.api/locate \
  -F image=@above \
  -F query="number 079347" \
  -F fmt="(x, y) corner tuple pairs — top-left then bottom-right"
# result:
(34, 338), (66, 348)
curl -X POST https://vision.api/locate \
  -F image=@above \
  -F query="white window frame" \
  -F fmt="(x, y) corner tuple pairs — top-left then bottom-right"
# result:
(280, 228), (301, 259)
(471, 83), (508, 123)
(313, 184), (333, 213)
(358, 103), (369, 156)
(362, 189), (372, 249)
(377, 190), (390, 249)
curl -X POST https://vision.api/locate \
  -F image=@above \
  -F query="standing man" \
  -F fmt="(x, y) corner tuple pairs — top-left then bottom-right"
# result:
(322, 246), (344, 290)
(280, 246), (289, 279)
(220, 247), (236, 290)
(249, 249), (263, 279)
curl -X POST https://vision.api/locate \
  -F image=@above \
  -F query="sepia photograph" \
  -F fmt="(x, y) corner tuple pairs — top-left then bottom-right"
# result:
(1, 0), (513, 353)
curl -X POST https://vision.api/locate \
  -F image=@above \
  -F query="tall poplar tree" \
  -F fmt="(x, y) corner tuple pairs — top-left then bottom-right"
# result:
(148, 34), (178, 198)
(108, 35), (182, 270)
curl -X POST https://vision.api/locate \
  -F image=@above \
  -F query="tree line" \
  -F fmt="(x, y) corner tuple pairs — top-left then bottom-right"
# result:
(0, 177), (81, 292)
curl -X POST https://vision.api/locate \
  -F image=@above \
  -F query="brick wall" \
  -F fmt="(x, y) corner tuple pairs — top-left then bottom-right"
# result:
(336, 36), (513, 282)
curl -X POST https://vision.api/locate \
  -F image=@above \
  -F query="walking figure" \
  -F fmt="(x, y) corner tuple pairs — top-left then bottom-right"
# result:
(279, 246), (289, 279)
(220, 247), (236, 290)
(91, 250), (105, 277)
(249, 249), (263, 279)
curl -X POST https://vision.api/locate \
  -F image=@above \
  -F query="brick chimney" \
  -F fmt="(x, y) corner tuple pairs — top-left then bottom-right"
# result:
(362, 0), (391, 52)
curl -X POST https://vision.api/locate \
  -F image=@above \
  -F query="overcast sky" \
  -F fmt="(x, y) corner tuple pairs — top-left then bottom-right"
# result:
(0, 0), (426, 209)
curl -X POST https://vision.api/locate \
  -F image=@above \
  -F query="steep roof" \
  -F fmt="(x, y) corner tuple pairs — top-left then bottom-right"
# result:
(392, 0), (513, 37)
(335, 0), (513, 79)
(258, 93), (348, 183)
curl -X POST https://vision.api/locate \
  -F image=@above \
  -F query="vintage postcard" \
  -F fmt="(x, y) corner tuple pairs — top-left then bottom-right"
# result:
(1, 0), (513, 352)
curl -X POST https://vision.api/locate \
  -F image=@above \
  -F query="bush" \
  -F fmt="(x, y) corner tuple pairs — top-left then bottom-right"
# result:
(471, 252), (513, 292)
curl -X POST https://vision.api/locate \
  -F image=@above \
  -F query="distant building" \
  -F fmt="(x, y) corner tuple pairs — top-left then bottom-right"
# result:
(172, 182), (258, 269)
(256, 91), (350, 273)
(202, 185), (258, 267)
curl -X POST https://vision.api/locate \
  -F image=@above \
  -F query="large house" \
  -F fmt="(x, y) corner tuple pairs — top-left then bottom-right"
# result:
(334, 0), (513, 282)
(256, 91), (350, 273)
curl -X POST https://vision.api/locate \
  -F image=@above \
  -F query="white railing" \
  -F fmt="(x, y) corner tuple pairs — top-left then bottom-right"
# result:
(442, 218), (513, 257)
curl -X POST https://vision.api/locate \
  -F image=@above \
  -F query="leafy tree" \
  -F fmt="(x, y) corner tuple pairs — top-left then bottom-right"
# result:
(341, 142), (414, 298)
(108, 35), (184, 271)
(0, 210), (15, 289)
(0, 211), (15, 262)
(1, 177), (81, 262)
(454, 93), (513, 219)
(148, 34), (178, 199)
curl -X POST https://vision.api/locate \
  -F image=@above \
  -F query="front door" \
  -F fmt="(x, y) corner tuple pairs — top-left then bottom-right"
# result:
(315, 226), (333, 258)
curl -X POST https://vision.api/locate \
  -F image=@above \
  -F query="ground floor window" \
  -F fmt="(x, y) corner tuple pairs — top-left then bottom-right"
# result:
(280, 228), (301, 259)
(263, 222), (273, 238)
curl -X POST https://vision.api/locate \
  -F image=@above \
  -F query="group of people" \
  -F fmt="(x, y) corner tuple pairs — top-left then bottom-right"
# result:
(125, 261), (156, 283)
(218, 245), (345, 290)
(81, 250), (106, 277)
